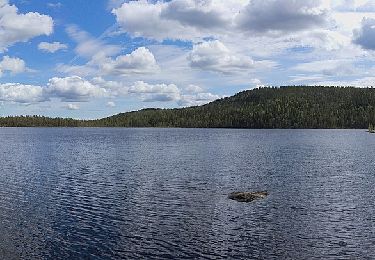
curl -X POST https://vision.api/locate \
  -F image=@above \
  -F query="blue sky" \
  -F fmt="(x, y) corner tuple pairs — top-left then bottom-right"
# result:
(2, 0), (375, 119)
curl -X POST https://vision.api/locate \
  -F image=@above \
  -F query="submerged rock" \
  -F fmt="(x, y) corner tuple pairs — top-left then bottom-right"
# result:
(228, 191), (268, 202)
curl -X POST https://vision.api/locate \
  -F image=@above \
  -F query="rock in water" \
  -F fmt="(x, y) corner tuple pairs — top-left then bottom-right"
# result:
(228, 191), (268, 202)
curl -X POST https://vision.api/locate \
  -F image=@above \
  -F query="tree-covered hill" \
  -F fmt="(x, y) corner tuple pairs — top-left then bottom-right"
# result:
(2, 86), (375, 128)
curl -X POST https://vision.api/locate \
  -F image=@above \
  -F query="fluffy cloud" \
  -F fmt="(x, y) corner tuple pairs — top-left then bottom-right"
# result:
(91, 76), (128, 96)
(356, 1), (375, 12)
(46, 76), (107, 101)
(298, 30), (350, 51)
(183, 84), (204, 94)
(59, 47), (158, 77)
(353, 18), (375, 50)
(293, 59), (356, 76)
(0, 56), (27, 76)
(128, 80), (221, 105)
(0, 0), (53, 52)
(335, 0), (375, 12)
(250, 78), (262, 85)
(100, 47), (159, 76)
(112, 1), (189, 41)
(0, 76), (221, 107)
(188, 40), (254, 73)
(38, 42), (68, 53)
(333, 0), (357, 12)
(129, 81), (180, 102)
(113, 0), (330, 41)
(107, 101), (116, 107)
(178, 92), (221, 107)
(236, 0), (329, 34)
(0, 76), (116, 104)
(112, 0), (241, 41)
(160, 0), (230, 30)
(63, 26), (158, 77)
(66, 103), (79, 110)
(0, 83), (45, 103)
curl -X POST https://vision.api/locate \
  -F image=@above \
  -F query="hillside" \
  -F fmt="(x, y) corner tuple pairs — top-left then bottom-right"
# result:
(2, 86), (375, 128)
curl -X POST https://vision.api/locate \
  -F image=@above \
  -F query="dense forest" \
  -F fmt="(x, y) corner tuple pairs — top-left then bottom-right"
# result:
(2, 86), (375, 128)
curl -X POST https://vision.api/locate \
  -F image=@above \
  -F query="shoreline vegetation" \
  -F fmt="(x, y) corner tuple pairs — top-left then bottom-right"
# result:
(368, 123), (375, 133)
(2, 86), (375, 129)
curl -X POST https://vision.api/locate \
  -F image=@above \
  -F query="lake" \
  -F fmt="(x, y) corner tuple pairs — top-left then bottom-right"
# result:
(0, 128), (374, 259)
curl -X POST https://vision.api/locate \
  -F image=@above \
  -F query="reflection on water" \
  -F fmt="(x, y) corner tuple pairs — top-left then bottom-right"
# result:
(0, 128), (374, 259)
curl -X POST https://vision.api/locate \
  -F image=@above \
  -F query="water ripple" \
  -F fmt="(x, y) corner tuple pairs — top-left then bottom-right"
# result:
(0, 128), (375, 259)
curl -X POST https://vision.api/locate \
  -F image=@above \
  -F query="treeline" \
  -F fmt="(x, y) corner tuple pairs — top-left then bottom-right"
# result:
(2, 86), (375, 128)
(0, 116), (83, 127)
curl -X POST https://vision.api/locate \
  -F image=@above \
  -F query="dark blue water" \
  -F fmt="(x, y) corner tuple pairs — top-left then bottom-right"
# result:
(0, 128), (375, 259)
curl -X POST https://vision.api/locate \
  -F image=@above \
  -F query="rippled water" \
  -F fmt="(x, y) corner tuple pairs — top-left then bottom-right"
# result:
(0, 128), (375, 259)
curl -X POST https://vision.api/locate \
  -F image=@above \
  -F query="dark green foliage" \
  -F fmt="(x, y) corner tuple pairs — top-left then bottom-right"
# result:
(0, 115), (82, 127)
(2, 86), (375, 128)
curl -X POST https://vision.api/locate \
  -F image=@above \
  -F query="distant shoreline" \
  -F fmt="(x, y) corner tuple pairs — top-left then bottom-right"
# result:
(2, 86), (375, 129)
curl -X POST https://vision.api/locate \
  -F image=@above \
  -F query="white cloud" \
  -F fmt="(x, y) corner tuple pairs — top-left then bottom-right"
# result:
(0, 0), (53, 52)
(56, 63), (96, 77)
(59, 48), (159, 77)
(113, 0), (331, 42)
(293, 59), (356, 76)
(38, 42), (68, 53)
(334, 0), (375, 12)
(46, 76), (107, 101)
(66, 25), (120, 59)
(66, 103), (79, 110)
(47, 2), (62, 9)
(0, 83), (45, 103)
(236, 0), (329, 35)
(100, 47), (159, 76)
(0, 56), (28, 76)
(160, 0), (230, 30)
(112, 0), (242, 41)
(289, 75), (325, 82)
(0, 76), (222, 108)
(128, 80), (220, 105)
(63, 26), (158, 77)
(250, 78), (262, 85)
(298, 29), (351, 51)
(353, 18), (375, 50)
(91, 76), (128, 96)
(0, 76), (121, 104)
(129, 81), (180, 102)
(113, 0), (193, 41)
(184, 84), (204, 94)
(310, 76), (375, 87)
(350, 76), (375, 86)
(356, 1), (375, 12)
(107, 101), (116, 107)
(188, 40), (254, 73)
(333, 0), (357, 12)
(178, 92), (221, 107)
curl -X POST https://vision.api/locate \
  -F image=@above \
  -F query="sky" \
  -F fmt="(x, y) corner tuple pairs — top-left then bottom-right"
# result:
(2, 0), (375, 119)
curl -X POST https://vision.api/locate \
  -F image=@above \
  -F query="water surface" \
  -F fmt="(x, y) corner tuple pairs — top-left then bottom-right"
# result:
(0, 128), (374, 259)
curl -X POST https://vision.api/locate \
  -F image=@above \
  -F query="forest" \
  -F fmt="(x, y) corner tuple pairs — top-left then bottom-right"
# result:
(2, 86), (375, 128)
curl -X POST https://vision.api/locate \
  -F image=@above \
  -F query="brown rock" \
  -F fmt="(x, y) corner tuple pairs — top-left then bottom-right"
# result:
(228, 191), (268, 202)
